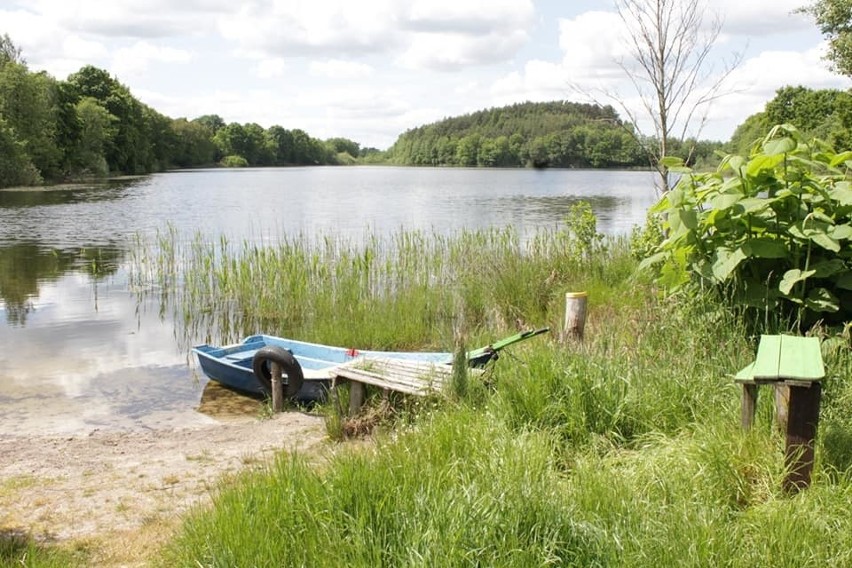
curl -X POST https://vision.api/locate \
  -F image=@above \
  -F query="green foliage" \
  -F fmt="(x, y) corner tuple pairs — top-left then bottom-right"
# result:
(731, 86), (852, 155)
(562, 201), (605, 260)
(801, 0), (852, 76)
(645, 124), (852, 329)
(219, 154), (249, 168)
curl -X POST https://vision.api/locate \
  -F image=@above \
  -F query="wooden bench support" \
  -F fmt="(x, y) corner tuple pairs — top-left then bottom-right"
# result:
(740, 383), (758, 430)
(784, 382), (822, 493)
(734, 335), (825, 493)
(329, 358), (482, 416)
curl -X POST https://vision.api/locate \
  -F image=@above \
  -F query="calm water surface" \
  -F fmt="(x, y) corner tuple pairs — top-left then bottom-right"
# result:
(0, 166), (657, 435)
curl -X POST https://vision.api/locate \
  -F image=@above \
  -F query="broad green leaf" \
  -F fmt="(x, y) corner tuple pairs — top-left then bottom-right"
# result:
(811, 210), (835, 225)
(804, 288), (840, 313)
(829, 182), (852, 206)
(744, 238), (788, 259)
(711, 247), (747, 282)
(660, 156), (686, 168)
(711, 192), (742, 211)
(788, 223), (808, 240)
(668, 165), (692, 174)
(829, 151), (852, 167)
(668, 188), (685, 207)
(830, 225), (852, 240)
(739, 278), (779, 308)
(763, 137), (796, 156)
(779, 268), (816, 295)
(678, 209), (698, 230)
(811, 259), (846, 278)
(728, 155), (746, 173)
(746, 154), (785, 177)
(836, 272), (852, 290)
(737, 198), (771, 213)
(809, 231), (840, 252)
(638, 251), (667, 270)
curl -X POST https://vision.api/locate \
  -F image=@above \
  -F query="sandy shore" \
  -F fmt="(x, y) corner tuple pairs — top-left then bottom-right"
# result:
(0, 411), (327, 565)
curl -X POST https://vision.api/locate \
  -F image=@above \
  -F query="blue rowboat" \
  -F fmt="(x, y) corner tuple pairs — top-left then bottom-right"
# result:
(192, 328), (548, 401)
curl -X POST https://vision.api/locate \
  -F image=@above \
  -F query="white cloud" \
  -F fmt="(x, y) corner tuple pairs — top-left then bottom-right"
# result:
(255, 57), (287, 79)
(398, 29), (530, 71)
(112, 41), (193, 77)
(309, 59), (374, 79)
(27, 0), (228, 38)
(218, 0), (400, 57)
(710, 0), (812, 36)
(705, 43), (852, 139)
(218, 0), (534, 70)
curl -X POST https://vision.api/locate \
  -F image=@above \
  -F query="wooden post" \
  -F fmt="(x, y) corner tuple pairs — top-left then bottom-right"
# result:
(563, 292), (588, 342)
(741, 383), (758, 430)
(775, 384), (790, 433)
(349, 381), (366, 416)
(270, 361), (284, 413)
(783, 382), (822, 493)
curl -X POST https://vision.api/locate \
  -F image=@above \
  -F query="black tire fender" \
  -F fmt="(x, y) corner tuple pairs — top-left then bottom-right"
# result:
(252, 346), (304, 399)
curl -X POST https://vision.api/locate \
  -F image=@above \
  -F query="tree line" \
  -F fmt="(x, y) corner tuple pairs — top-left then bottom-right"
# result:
(385, 101), (723, 169)
(0, 35), (366, 188)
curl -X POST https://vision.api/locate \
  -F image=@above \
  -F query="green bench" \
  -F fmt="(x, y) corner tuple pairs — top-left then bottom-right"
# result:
(735, 334), (825, 491)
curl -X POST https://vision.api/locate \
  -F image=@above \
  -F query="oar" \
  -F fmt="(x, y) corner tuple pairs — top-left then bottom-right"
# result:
(465, 327), (550, 367)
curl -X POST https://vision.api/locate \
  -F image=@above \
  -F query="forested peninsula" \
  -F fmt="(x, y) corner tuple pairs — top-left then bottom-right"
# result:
(386, 101), (717, 169)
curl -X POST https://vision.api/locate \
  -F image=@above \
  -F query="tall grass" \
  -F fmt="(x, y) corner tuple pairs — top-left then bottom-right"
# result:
(140, 221), (852, 567)
(160, 410), (609, 567)
(0, 532), (86, 568)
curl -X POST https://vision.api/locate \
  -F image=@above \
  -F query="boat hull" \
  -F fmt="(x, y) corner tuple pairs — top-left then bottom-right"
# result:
(192, 335), (452, 402)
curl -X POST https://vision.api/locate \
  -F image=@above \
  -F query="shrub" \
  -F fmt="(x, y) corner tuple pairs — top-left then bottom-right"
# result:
(219, 154), (248, 168)
(644, 124), (852, 330)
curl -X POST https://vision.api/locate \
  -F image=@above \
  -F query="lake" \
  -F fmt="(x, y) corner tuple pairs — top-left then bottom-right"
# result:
(0, 166), (657, 435)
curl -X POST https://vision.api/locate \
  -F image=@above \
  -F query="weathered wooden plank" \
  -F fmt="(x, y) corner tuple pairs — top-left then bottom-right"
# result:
(778, 336), (824, 381)
(752, 335), (783, 380)
(734, 361), (755, 383)
(741, 383), (758, 430)
(784, 383), (822, 493)
(329, 358), (481, 397)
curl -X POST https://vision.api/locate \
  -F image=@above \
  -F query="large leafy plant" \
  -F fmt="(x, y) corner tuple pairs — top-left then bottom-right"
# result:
(643, 124), (852, 328)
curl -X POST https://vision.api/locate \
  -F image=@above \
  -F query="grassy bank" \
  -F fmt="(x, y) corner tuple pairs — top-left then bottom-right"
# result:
(132, 222), (852, 566)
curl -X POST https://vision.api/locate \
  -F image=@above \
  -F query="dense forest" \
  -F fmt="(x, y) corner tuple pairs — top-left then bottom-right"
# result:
(0, 35), (366, 189)
(729, 85), (852, 155)
(385, 101), (723, 169)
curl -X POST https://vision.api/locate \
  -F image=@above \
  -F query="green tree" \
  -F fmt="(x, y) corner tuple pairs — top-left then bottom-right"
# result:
(0, 116), (41, 186)
(455, 133), (481, 166)
(326, 137), (360, 158)
(801, 0), (852, 76)
(72, 97), (116, 175)
(730, 86), (852, 154)
(0, 61), (62, 179)
(171, 118), (216, 167)
(0, 33), (24, 67)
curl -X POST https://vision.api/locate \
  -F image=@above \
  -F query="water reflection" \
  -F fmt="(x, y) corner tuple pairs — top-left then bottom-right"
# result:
(0, 241), (122, 325)
(0, 178), (144, 208)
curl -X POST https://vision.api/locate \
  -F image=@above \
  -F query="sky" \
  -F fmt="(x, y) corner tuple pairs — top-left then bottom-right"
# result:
(1, 0), (850, 150)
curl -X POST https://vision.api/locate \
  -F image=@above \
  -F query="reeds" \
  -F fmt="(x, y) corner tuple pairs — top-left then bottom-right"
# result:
(129, 225), (618, 350)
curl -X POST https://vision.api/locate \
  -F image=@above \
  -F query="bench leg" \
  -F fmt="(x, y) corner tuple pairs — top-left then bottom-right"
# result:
(349, 381), (366, 416)
(741, 383), (758, 430)
(783, 383), (822, 493)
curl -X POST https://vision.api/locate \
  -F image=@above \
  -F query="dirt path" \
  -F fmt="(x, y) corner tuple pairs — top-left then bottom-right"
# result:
(0, 411), (328, 566)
